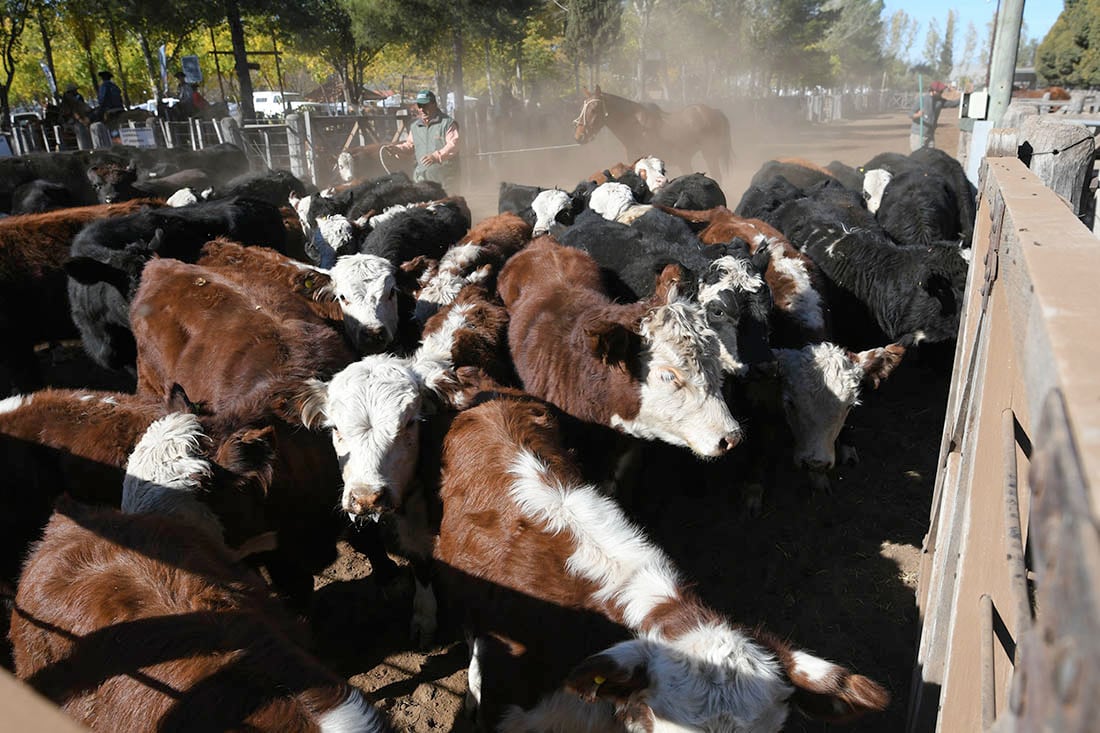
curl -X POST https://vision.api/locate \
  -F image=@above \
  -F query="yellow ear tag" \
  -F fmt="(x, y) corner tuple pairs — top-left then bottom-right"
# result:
(593, 676), (606, 686)
(304, 278), (313, 289)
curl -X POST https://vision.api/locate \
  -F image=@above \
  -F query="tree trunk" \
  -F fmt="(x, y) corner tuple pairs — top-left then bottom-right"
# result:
(484, 41), (494, 107)
(137, 32), (159, 102)
(452, 26), (465, 129)
(107, 19), (131, 107)
(37, 9), (56, 99)
(225, 0), (254, 119)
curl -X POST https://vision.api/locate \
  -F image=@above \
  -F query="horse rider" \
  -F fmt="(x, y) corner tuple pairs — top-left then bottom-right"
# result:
(388, 89), (460, 190)
(91, 70), (124, 124)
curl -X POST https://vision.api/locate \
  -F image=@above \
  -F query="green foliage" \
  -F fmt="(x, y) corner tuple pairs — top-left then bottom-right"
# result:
(1037, 0), (1100, 86)
(564, 0), (623, 85)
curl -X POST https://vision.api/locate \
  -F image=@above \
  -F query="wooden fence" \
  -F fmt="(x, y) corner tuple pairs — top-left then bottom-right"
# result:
(907, 154), (1100, 731)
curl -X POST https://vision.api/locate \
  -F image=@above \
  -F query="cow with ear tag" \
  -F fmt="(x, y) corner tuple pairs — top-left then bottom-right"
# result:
(497, 235), (742, 458)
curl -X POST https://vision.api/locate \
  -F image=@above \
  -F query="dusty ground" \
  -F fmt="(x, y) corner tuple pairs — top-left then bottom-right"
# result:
(311, 109), (961, 732)
(20, 109), (962, 731)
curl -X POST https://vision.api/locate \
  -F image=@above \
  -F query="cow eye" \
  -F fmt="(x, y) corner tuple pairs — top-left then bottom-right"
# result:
(709, 306), (725, 319)
(339, 294), (349, 305)
(658, 367), (684, 388)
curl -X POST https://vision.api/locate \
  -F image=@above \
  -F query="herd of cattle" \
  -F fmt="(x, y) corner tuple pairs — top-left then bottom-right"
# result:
(0, 139), (975, 731)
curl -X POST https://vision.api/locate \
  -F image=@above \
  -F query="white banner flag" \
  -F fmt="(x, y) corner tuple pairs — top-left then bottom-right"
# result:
(39, 60), (56, 96)
(158, 45), (168, 95)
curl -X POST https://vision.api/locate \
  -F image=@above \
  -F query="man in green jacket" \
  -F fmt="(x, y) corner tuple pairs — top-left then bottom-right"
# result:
(391, 89), (460, 190)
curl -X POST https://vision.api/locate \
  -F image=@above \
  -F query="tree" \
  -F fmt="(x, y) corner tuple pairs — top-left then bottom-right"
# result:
(563, 0), (623, 89)
(1035, 0), (1100, 87)
(921, 18), (941, 74)
(938, 9), (955, 80)
(0, 0), (31, 128)
(823, 0), (884, 87)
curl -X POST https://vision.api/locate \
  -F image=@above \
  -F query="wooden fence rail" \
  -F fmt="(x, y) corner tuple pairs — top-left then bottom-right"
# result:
(907, 156), (1100, 731)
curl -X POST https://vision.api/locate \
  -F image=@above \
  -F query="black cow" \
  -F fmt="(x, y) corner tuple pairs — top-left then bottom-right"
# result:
(360, 197), (472, 266)
(772, 197), (969, 347)
(876, 169), (961, 246)
(734, 175), (804, 220)
(650, 172), (727, 210)
(11, 180), (73, 214)
(216, 168), (310, 206)
(65, 197), (287, 373)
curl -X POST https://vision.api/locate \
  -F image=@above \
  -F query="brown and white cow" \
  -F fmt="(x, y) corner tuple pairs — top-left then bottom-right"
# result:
(775, 341), (906, 481)
(498, 235), (741, 457)
(656, 204), (830, 347)
(11, 500), (389, 733)
(435, 393), (890, 731)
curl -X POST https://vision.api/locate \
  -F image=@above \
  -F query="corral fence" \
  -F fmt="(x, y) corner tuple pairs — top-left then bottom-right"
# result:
(907, 139), (1100, 731)
(3, 89), (919, 185)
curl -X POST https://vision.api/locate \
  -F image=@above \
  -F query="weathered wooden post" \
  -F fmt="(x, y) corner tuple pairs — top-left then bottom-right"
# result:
(285, 113), (306, 179)
(218, 117), (245, 149)
(89, 122), (112, 149)
(1019, 117), (1096, 220)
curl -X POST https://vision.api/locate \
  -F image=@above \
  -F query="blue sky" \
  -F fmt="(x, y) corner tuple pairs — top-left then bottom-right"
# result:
(882, 0), (1063, 63)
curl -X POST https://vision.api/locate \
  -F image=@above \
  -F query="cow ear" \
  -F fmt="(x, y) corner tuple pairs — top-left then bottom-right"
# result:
(166, 383), (199, 414)
(652, 262), (686, 304)
(922, 272), (957, 316)
(564, 651), (649, 704)
(216, 424), (275, 484)
(296, 378), (330, 429)
(781, 650), (890, 723)
(847, 343), (906, 389)
(583, 317), (638, 367)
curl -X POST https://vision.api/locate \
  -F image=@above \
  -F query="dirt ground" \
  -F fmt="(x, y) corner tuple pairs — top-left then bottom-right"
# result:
(310, 109), (962, 732)
(21, 109), (962, 731)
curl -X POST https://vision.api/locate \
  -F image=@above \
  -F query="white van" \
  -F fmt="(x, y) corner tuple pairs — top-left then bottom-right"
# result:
(252, 91), (302, 118)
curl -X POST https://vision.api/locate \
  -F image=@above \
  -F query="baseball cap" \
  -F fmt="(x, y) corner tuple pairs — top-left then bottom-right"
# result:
(929, 81), (947, 92)
(415, 89), (436, 105)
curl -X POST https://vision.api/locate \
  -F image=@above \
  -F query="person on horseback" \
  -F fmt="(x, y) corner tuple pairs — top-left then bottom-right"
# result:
(91, 70), (124, 124)
(59, 83), (91, 126)
(389, 89), (460, 190)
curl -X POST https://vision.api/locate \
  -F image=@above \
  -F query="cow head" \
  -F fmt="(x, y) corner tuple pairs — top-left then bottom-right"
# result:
(64, 229), (164, 297)
(563, 631), (888, 732)
(610, 298), (743, 457)
(298, 307), (463, 521)
(697, 247), (773, 375)
(633, 156), (668, 192)
(530, 189), (573, 235)
(336, 150), (356, 183)
(325, 254), (399, 353)
(775, 342), (905, 474)
(589, 182), (636, 222)
(861, 168), (892, 214)
(87, 161), (139, 204)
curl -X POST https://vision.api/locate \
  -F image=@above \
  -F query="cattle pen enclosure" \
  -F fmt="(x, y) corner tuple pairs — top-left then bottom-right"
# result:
(0, 107), (1096, 731)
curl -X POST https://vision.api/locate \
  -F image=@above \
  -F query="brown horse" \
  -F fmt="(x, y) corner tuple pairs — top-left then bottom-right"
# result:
(573, 85), (732, 179)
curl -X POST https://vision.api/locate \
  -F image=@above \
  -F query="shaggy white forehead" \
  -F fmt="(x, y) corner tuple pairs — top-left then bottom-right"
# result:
(531, 189), (571, 234)
(123, 412), (211, 492)
(776, 342), (862, 403)
(634, 156), (668, 189)
(862, 168), (892, 213)
(293, 193), (314, 223)
(323, 356), (422, 433)
(641, 302), (723, 386)
(336, 151), (355, 182)
(316, 215), (356, 251)
(590, 182), (635, 221)
(706, 255), (764, 296)
(329, 254), (395, 300)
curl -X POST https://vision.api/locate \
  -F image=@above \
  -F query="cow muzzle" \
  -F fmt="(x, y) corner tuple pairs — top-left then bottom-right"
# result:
(344, 485), (393, 523)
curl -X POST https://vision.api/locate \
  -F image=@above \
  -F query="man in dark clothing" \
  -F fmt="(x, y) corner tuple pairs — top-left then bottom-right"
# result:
(910, 81), (959, 151)
(390, 89), (460, 190)
(92, 70), (124, 123)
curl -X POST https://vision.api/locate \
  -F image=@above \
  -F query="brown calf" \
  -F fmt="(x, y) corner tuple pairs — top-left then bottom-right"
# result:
(497, 235), (741, 457)
(11, 501), (388, 732)
(0, 199), (163, 395)
(435, 393), (890, 731)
